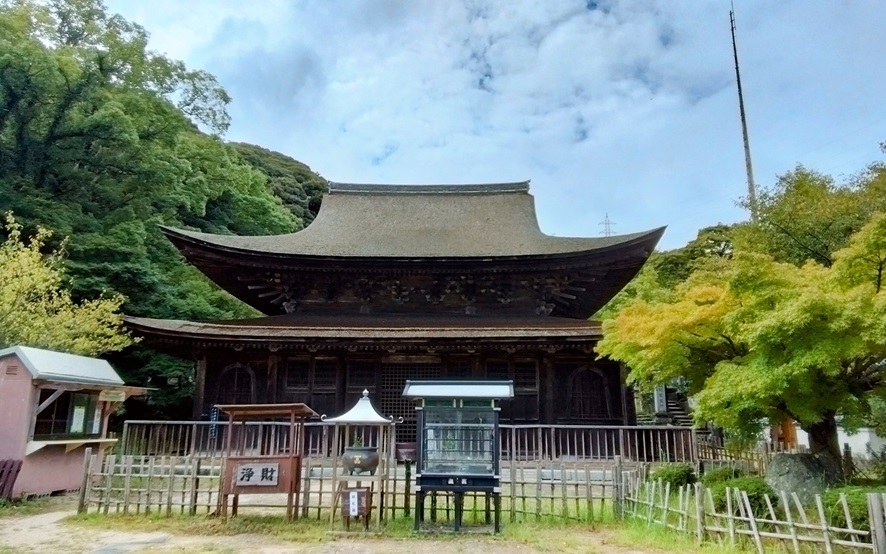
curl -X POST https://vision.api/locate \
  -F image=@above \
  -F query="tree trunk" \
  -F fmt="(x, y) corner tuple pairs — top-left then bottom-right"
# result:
(803, 411), (843, 478)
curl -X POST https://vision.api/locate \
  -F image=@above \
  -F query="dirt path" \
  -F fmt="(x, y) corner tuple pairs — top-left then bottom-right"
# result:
(0, 507), (656, 554)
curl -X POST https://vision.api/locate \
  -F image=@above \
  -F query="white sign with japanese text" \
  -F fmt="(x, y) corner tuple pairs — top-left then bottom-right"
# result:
(235, 462), (279, 486)
(70, 406), (86, 433)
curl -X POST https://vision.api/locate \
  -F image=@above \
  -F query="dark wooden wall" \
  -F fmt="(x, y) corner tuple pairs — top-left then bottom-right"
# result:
(199, 348), (630, 439)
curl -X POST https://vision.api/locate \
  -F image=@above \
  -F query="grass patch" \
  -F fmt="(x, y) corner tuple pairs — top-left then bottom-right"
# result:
(63, 510), (782, 552)
(0, 495), (76, 518)
(65, 512), (624, 552)
(67, 513), (332, 542)
(599, 518), (769, 553)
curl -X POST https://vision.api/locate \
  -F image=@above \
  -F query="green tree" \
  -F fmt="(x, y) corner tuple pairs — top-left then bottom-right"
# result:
(0, 213), (132, 355)
(735, 164), (886, 267)
(0, 0), (326, 417)
(598, 214), (886, 468)
(594, 225), (734, 321)
(230, 143), (327, 228)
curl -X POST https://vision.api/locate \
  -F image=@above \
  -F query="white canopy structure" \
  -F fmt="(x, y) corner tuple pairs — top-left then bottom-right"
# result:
(321, 390), (395, 425)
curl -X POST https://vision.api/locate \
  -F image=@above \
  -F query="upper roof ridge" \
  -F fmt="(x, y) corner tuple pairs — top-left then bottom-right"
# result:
(327, 181), (530, 194)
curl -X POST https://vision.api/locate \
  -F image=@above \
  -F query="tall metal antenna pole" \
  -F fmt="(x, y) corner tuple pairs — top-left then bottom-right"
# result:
(731, 5), (758, 221)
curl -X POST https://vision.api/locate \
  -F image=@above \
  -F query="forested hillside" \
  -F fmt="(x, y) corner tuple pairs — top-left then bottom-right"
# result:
(0, 0), (325, 417)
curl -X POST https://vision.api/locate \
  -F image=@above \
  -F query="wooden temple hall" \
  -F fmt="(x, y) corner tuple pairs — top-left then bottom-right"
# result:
(127, 182), (664, 442)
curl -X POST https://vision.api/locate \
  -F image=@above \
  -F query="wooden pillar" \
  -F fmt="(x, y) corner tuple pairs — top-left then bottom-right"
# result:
(267, 353), (280, 403)
(193, 352), (207, 419)
(543, 356), (555, 424)
(336, 353), (347, 414)
(619, 362), (630, 425)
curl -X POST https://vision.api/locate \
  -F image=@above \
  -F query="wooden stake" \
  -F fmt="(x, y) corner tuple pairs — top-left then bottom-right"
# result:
(779, 490), (801, 554)
(694, 483), (705, 544)
(815, 494), (834, 554)
(741, 491), (764, 554)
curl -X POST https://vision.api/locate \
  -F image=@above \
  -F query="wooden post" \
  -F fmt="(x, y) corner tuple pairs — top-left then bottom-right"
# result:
(725, 487), (735, 546)
(662, 482), (671, 527)
(404, 459), (412, 517)
(646, 480), (655, 524)
(77, 447), (94, 514)
(166, 457), (175, 516)
(694, 483), (705, 544)
(535, 459), (542, 521)
(612, 455), (623, 519)
(839, 493), (860, 546)
(870, 493), (886, 554)
(189, 458), (200, 515)
(102, 454), (116, 515)
(192, 354), (207, 419)
(780, 490), (801, 554)
(122, 456), (133, 515)
(559, 462), (568, 518)
(843, 442), (855, 480)
(814, 494), (834, 554)
(301, 455), (312, 519)
(509, 426), (516, 523)
(120, 421), (130, 456)
(267, 354), (279, 404)
(741, 491), (764, 554)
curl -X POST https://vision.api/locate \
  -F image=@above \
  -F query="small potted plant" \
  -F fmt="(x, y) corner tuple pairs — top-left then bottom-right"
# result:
(342, 434), (380, 475)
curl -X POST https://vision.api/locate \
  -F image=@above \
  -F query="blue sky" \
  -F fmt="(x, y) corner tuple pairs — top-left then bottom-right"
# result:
(104, 0), (886, 250)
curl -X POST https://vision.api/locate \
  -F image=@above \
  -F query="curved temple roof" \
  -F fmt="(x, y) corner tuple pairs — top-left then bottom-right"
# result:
(162, 182), (665, 259)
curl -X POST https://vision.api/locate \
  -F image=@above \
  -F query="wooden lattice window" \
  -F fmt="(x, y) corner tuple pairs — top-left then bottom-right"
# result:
(483, 358), (538, 422)
(311, 358), (338, 419)
(445, 358), (473, 379)
(485, 359), (510, 381)
(513, 361), (538, 391)
(217, 364), (255, 405)
(313, 359), (338, 389)
(567, 366), (611, 420)
(381, 361), (442, 442)
(285, 359), (311, 390)
(347, 360), (377, 398)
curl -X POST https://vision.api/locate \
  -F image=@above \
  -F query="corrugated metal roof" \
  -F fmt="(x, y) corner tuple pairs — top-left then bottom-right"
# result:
(0, 345), (124, 386)
(402, 380), (515, 399)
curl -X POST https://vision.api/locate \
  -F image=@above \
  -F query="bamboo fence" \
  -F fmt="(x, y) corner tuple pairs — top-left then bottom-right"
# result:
(79, 449), (636, 525)
(623, 477), (886, 553)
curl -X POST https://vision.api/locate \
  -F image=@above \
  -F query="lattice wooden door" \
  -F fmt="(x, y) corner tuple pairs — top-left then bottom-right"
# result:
(380, 362), (441, 442)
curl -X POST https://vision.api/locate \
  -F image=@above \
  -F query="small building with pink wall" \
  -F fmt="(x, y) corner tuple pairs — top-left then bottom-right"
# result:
(0, 346), (145, 498)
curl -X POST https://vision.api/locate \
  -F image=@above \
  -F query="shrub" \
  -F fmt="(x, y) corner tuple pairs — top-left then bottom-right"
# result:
(649, 464), (696, 488)
(709, 476), (775, 518)
(821, 485), (886, 532)
(701, 466), (746, 486)
(866, 445), (886, 483)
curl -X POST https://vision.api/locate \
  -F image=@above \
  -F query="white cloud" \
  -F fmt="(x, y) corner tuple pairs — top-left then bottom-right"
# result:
(106, 0), (886, 249)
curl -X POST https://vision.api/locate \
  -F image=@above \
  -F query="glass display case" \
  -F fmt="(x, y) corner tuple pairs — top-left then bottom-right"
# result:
(402, 380), (514, 533)
(421, 401), (496, 475)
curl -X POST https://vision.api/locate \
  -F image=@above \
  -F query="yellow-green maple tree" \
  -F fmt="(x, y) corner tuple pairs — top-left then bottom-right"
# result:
(597, 214), (886, 467)
(0, 213), (133, 355)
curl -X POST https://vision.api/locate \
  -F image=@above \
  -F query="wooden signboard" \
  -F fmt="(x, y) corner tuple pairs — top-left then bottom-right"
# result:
(340, 486), (372, 530)
(223, 456), (294, 494)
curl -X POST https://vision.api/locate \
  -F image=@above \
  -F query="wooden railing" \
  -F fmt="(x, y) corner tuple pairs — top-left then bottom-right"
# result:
(120, 420), (699, 464)
(501, 425), (696, 463)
